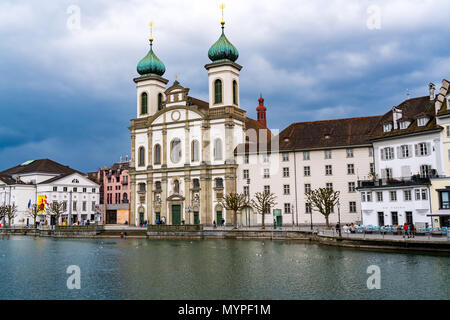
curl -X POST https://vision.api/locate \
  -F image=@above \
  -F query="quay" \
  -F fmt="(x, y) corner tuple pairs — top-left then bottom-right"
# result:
(1, 225), (449, 254)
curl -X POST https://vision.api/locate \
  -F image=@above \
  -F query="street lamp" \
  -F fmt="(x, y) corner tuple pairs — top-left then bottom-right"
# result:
(337, 200), (342, 237)
(291, 202), (295, 229)
(185, 205), (193, 225)
(246, 178), (250, 227)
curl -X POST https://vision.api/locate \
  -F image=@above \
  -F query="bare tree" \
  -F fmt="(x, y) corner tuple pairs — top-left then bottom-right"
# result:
(46, 201), (67, 227)
(27, 204), (39, 228)
(305, 188), (340, 228)
(5, 204), (18, 227)
(219, 192), (248, 228)
(0, 205), (7, 227)
(251, 192), (277, 229)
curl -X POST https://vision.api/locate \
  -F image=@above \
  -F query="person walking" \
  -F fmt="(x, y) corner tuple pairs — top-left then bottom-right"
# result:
(213, 220), (217, 228)
(403, 222), (409, 238)
(410, 223), (415, 238)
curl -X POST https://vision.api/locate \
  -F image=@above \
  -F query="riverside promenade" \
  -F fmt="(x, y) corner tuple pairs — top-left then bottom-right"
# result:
(1, 225), (449, 253)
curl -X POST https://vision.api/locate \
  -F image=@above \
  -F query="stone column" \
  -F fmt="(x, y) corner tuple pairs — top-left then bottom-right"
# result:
(201, 122), (211, 165)
(131, 132), (136, 166)
(225, 120), (235, 164)
(225, 166), (237, 225)
(161, 174), (168, 224)
(130, 174), (136, 226)
(200, 170), (212, 225)
(184, 126), (190, 166)
(184, 174), (191, 224)
(162, 128), (168, 168)
(147, 131), (153, 169)
(146, 176), (153, 224)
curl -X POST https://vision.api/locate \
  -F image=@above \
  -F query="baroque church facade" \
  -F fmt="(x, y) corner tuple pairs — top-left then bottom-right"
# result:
(128, 20), (258, 226)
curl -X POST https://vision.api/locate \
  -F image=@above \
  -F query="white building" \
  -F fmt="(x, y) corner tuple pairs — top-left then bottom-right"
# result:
(359, 80), (450, 227)
(0, 159), (100, 227)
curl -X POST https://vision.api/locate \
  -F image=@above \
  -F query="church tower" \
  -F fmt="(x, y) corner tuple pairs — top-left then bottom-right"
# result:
(134, 23), (168, 118)
(205, 9), (242, 108)
(256, 94), (267, 128)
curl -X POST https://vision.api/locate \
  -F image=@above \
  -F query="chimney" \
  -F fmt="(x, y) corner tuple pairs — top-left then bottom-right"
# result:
(429, 83), (436, 101)
(256, 94), (267, 128)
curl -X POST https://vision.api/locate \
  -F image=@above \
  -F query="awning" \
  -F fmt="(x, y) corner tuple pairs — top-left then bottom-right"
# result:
(427, 210), (450, 217)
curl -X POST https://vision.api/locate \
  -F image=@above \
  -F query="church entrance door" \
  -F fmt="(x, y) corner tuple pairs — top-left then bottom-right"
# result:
(172, 205), (181, 225)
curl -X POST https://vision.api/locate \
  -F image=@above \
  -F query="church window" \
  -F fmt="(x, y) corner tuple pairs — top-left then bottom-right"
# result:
(138, 147), (145, 167)
(233, 80), (238, 105)
(214, 138), (223, 160)
(173, 180), (180, 194)
(141, 92), (148, 115)
(170, 138), (182, 163)
(191, 140), (199, 162)
(154, 144), (161, 165)
(158, 93), (163, 111)
(214, 79), (222, 104)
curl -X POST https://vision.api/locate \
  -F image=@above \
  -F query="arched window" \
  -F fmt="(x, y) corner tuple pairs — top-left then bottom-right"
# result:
(170, 138), (182, 163)
(191, 140), (199, 162)
(123, 193), (128, 203)
(154, 144), (161, 165)
(138, 147), (145, 167)
(141, 92), (148, 115)
(233, 80), (238, 105)
(158, 93), (163, 111)
(214, 138), (223, 160)
(214, 79), (222, 104)
(173, 179), (180, 194)
(193, 178), (200, 189)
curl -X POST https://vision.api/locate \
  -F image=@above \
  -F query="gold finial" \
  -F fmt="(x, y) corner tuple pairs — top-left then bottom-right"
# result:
(149, 21), (154, 42)
(220, 3), (226, 26)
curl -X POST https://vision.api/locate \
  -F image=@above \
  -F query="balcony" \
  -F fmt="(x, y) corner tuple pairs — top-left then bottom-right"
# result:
(358, 176), (433, 189)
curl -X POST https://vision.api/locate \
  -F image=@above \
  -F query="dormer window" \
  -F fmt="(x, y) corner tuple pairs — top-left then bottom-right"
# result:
(383, 123), (392, 132)
(417, 117), (428, 127)
(399, 121), (409, 130)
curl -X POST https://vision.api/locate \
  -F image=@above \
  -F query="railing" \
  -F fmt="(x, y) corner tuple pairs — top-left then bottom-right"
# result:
(358, 176), (432, 188)
(148, 225), (203, 232)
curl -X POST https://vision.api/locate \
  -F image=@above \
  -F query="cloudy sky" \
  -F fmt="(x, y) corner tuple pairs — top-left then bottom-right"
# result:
(1, 0), (449, 172)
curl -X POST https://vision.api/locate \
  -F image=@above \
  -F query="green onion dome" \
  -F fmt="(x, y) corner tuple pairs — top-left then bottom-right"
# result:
(137, 40), (166, 77)
(208, 24), (239, 63)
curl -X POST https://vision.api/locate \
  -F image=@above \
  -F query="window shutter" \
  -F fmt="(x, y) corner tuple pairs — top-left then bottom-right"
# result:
(390, 147), (395, 159)
(381, 169), (386, 179)
(397, 146), (402, 159)
(381, 149), (385, 160)
(415, 144), (419, 156)
(408, 145), (412, 158)
(426, 143), (431, 155)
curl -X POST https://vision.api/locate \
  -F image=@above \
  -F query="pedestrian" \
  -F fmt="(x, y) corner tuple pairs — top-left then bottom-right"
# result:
(410, 224), (415, 238)
(221, 218), (225, 226)
(335, 223), (340, 235)
(403, 222), (409, 238)
(213, 220), (217, 228)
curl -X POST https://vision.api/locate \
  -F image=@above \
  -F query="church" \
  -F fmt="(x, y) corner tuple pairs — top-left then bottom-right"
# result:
(128, 18), (269, 226)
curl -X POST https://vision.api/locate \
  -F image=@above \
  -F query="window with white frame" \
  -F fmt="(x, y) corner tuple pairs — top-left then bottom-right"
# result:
(283, 167), (290, 177)
(415, 143), (430, 156)
(282, 152), (289, 161)
(415, 189), (421, 200)
(263, 168), (270, 179)
(304, 166), (311, 176)
(283, 185), (290, 195)
(361, 192), (366, 202)
(376, 191), (383, 202)
(263, 154), (269, 163)
(420, 164), (431, 178)
(326, 183), (333, 191)
(399, 121), (409, 129)
(400, 145), (410, 158)
(348, 182), (356, 193)
(390, 191), (397, 201)
(404, 190), (412, 201)
(324, 150), (332, 159)
(421, 188), (428, 200)
(244, 154), (249, 164)
(417, 117), (428, 127)
(366, 192), (372, 202)
(305, 203), (312, 213)
(303, 151), (310, 160)
(325, 165), (332, 175)
(264, 185), (270, 194)
(382, 147), (394, 160)
(243, 186), (249, 196)
(243, 170), (249, 180)
(349, 202), (357, 213)
(384, 123), (392, 132)
(284, 203), (291, 214)
(305, 184), (311, 193)
(370, 163), (375, 173)
(346, 148), (354, 158)
(347, 164), (355, 175)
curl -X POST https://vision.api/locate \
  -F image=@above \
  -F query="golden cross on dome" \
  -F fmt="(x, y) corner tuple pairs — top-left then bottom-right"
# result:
(149, 21), (154, 42)
(220, 3), (226, 25)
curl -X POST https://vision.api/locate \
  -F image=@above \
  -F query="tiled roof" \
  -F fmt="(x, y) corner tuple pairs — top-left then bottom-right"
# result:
(278, 116), (383, 151)
(1, 159), (82, 176)
(372, 96), (442, 140)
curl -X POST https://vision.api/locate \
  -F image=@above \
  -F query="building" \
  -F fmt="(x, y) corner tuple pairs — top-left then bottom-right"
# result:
(236, 115), (381, 226)
(0, 159), (100, 227)
(358, 80), (450, 227)
(90, 158), (131, 225)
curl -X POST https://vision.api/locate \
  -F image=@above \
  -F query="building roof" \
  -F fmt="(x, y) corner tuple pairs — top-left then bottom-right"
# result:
(0, 159), (82, 177)
(372, 96), (442, 141)
(278, 116), (383, 151)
